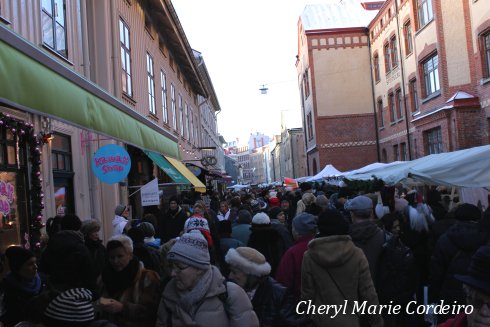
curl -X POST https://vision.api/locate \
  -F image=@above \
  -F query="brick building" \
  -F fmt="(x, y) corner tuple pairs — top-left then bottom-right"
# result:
(297, 0), (490, 171)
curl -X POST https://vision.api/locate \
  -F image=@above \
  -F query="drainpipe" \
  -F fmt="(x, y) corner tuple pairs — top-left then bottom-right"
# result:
(394, 0), (413, 160)
(367, 29), (381, 162)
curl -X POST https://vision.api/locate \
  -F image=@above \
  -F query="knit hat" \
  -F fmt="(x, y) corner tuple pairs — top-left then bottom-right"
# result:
(250, 200), (261, 213)
(138, 222), (155, 237)
(225, 247), (271, 277)
(292, 213), (317, 235)
(44, 288), (95, 323)
(252, 212), (270, 225)
(300, 182), (312, 192)
(5, 246), (35, 274)
(268, 207), (284, 220)
(317, 209), (349, 237)
(455, 244), (490, 294)
(268, 197), (280, 207)
(114, 204), (126, 216)
(167, 231), (210, 270)
(344, 195), (373, 211)
(61, 214), (82, 231)
(237, 210), (252, 224)
(454, 203), (481, 221)
(184, 217), (210, 233)
(80, 219), (100, 237)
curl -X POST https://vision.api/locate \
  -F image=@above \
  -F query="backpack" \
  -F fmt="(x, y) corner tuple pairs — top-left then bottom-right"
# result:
(375, 233), (417, 304)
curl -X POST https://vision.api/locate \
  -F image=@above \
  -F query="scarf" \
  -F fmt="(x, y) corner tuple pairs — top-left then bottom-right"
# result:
(101, 257), (140, 297)
(5, 272), (42, 296)
(177, 267), (214, 317)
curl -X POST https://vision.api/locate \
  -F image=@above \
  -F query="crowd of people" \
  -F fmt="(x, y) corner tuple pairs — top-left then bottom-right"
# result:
(1, 182), (490, 327)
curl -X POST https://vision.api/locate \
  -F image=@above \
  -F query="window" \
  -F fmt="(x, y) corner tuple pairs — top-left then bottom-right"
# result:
(400, 142), (407, 160)
(425, 127), (443, 154)
(179, 95), (183, 136)
(160, 70), (168, 123)
(384, 43), (391, 72)
(185, 103), (190, 139)
(404, 21), (413, 55)
(51, 133), (75, 215)
(190, 112), (194, 143)
(119, 19), (132, 97)
(42, 0), (67, 57)
(171, 84), (176, 130)
(374, 54), (380, 82)
(418, 0), (433, 29)
(390, 36), (398, 68)
(393, 144), (399, 161)
(409, 79), (419, 112)
(389, 93), (395, 122)
(377, 99), (384, 128)
(423, 54), (440, 97)
(306, 112), (313, 140)
(483, 32), (490, 78)
(382, 149), (388, 162)
(396, 89), (403, 119)
(146, 53), (155, 115)
(303, 70), (310, 98)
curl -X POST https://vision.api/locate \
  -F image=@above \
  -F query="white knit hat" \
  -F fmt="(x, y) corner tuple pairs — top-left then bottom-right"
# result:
(44, 288), (95, 322)
(251, 212), (270, 225)
(225, 247), (271, 277)
(184, 217), (210, 233)
(167, 230), (210, 270)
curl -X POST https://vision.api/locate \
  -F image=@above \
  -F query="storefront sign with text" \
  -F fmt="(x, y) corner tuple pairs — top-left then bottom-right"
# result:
(91, 144), (131, 184)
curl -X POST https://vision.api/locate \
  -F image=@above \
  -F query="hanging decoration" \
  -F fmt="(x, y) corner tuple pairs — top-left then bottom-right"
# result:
(342, 176), (385, 194)
(0, 113), (44, 250)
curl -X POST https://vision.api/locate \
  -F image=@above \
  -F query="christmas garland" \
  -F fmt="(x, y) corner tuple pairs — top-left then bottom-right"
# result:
(342, 176), (385, 193)
(0, 113), (43, 250)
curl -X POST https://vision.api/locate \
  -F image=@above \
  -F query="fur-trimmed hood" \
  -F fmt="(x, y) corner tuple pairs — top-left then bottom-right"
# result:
(225, 247), (271, 277)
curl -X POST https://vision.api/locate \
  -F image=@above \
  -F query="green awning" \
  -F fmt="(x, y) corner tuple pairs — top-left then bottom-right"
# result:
(145, 151), (189, 184)
(0, 26), (179, 158)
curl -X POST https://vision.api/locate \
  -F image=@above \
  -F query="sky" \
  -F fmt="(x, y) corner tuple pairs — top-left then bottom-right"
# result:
(172, 0), (315, 145)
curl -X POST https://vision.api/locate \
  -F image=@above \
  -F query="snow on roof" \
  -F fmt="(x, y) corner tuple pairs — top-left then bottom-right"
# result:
(301, 0), (381, 30)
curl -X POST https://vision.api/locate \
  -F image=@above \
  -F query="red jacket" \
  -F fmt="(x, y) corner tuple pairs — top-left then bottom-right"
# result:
(275, 234), (314, 302)
(437, 313), (467, 327)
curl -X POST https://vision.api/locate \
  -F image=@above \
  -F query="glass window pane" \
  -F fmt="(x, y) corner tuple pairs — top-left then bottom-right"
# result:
(42, 0), (53, 12)
(119, 20), (124, 43)
(54, 0), (65, 26)
(125, 28), (130, 48)
(42, 13), (54, 48)
(55, 23), (66, 56)
(52, 153), (58, 169)
(434, 68), (440, 91)
(65, 157), (71, 171)
(7, 145), (15, 165)
(58, 154), (65, 170)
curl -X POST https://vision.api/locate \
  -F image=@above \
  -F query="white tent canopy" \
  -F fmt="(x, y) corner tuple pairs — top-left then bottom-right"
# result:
(341, 161), (404, 177)
(346, 145), (490, 188)
(306, 164), (342, 182)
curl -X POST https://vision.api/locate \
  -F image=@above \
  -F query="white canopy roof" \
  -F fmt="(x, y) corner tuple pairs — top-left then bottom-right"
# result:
(346, 145), (490, 188)
(306, 164), (342, 182)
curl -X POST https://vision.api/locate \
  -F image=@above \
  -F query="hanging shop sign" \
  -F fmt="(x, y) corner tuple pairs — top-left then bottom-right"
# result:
(91, 144), (131, 184)
(140, 178), (160, 207)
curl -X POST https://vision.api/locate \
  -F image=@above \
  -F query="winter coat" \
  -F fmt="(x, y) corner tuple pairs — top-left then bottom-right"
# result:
(276, 234), (314, 302)
(155, 265), (259, 327)
(39, 230), (95, 291)
(349, 220), (385, 281)
(270, 219), (294, 250)
(112, 215), (128, 236)
(219, 237), (244, 256)
(97, 265), (161, 327)
(248, 226), (287, 277)
(85, 238), (107, 281)
(436, 313), (467, 327)
(251, 277), (298, 327)
(301, 235), (383, 327)
(160, 207), (188, 242)
(232, 224), (252, 245)
(429, 221), (490, 305)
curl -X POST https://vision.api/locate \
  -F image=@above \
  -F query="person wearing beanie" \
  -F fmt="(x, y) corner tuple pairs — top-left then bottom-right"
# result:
(315, 194), (329, 213)
(156, 232), (259, 327)
(138, 221), (161, 249)
(429, 202), (490, 320)
(39, 213), (95, 292)
(295, 192), (316, 216)
(247, 213), (287, 277)
(97, 234), (160, 327)
(225, 247), (298, 326)
(232, 209), (253, 245)
(126, 227), (163, 278)
(268, 207), (293, 250)
(302, 210), (383, 327)
(112, 204), (129, 237)
(0, 246), (44, 327)
(276, 212), (317, 302)
(160, 197), (188, 242)
(80, 219), (107, 282)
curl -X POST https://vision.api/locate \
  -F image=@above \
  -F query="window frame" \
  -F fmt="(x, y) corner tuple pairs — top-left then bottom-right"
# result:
(306, 112), (314, 141)
(119, 18), (133, 97)
(388, 93), (395, 122)
(178, 94), (184, 136)
(374, 53), (380, 82)
(377, 99), (384, 128)
(41, 0), (68, 58)
(425, 127), (443, 155)
(396, 89), (403, 119)
(171, 83), (177, 130)
(404, 21), (413, 56)
(384, 42), (391, 73)
(390, 36), (399, 68)
(146, 53), (156, 115)
(482, 31), (490, 79)
(417, 0), (433, 30)
(160, 70), (168, 123)
(422, 54), (440, 97)
(409, 79), (419, 112)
